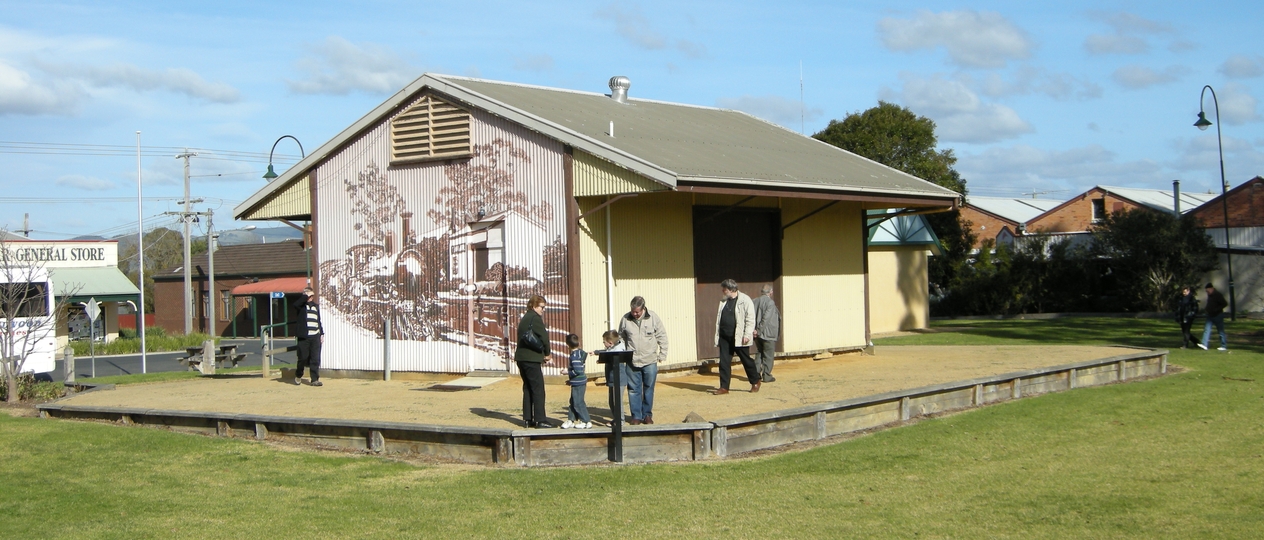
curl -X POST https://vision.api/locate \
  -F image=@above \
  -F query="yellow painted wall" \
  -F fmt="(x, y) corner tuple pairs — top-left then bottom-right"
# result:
(240, 175), (310, 220)
(573, 150), (667, 197)
(867, 247), (929, 333)
(780, 199), (867, 351)
(574, 154), (695, 369)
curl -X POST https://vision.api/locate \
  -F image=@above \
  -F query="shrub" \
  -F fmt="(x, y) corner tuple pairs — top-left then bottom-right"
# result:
(1, 372), (65, 402)
(71, 332), (216, 356)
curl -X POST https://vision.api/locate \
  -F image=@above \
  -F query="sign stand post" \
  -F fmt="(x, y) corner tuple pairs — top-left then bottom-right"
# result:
(85, 298), (100, 378)
(597, 350), (633, 463)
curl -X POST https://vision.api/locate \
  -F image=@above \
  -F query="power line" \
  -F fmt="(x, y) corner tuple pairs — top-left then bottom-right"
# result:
(0, 141), (302, 162)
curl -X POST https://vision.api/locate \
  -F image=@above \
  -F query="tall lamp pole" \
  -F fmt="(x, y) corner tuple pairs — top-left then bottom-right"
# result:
(1194, 85), (1235, 321)
(262, 136), (311, 281)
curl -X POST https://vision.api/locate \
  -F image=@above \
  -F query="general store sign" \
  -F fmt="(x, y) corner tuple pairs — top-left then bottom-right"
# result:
(0, 241), (119, 268)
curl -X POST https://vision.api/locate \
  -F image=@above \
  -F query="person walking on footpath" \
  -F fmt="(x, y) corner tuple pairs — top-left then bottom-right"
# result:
(561, 334), (591, 429)
(292, 286), (325, 386)
(515, 295), (552, 428)
(712, 279), (761, 395)
(1176, 286), (1199, 349)
(1199, 283), (1229, 351)
(752, 283), (781, 382)
(619, 296), (669, 425)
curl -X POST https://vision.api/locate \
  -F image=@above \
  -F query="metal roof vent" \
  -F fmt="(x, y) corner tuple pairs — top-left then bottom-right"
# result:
(609, 76), (630, 104)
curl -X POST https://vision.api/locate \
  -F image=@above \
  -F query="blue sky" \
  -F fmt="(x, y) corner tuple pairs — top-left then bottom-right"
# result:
(1, 0), (1261, 238)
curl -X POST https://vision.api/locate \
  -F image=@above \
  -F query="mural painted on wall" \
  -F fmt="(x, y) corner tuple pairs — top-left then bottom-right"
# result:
(319, 137), (570, 372)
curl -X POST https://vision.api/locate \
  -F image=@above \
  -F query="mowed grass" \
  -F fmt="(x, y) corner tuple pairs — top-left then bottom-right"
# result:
(3, 318), (1263, 538)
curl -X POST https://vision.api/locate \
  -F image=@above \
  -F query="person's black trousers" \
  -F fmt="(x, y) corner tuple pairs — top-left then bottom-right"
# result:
(296, 338), (321, 381)
(717, 335), (760, 390)
(517, 361), (546, 425)
(1180, 320), (1195, 347)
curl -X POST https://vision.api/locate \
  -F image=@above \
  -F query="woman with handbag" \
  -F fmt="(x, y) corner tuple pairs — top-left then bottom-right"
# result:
(515, 295), (552, 428)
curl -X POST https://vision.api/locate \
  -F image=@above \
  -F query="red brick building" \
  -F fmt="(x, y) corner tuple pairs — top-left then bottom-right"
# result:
(153, 241), (309, 337)
(1187, 176), (1264, 229)
(959, 196), (1060, 249)
(1186, 176), (1264, 314)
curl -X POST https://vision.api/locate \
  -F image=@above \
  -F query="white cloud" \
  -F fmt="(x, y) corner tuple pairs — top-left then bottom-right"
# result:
(287, 36), (419, 95)
(55, 174), (115, 191)
(1083, 12), (1180, 57)
(0, 60), (83, 115)
(513, 54), (554, 72)
(715, 95), (823, 128)
(1220, 55), (1264, 79)
(36, 62), (240, 103)
(1174, 133), (1264, 187)
(1083, 34), (1148, 55)
(594, 5), (707, 58)
(971, 68), (1102, 101)
(1217, 83), (1260, 126)
(877, 10), (1031, 69)
(958, 144), (1164, 192)
(882, 73), (1033, 143)
(1111, 65), (1188, 89)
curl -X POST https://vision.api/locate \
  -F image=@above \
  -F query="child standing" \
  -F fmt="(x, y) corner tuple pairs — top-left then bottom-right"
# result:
(601, 330), (629, 426)
(562, 334), (592, 429)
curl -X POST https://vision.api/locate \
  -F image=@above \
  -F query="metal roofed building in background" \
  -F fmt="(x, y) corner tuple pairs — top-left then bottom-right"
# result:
(1095, 185), (1217, 214)
(966, 196), (1063, 225)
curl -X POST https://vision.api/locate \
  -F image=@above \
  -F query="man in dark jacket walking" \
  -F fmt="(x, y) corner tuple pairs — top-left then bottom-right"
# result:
(1176, 286), (1199, 349)
(1198, 283), (1229, 351)
(293, 287), (325, 386)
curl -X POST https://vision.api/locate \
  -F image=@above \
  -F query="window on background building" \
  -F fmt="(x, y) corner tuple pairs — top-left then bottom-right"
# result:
(220, 291), (231, 321)
(1091, 198), (1106, 222)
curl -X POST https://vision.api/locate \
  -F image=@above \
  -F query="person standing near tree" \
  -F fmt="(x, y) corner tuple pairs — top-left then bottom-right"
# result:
(712, 279), (760, 395)
(1176, 286), (1199, 349)
(619, 296), (668, 425)
(1198, 283), (1229, 351)
(292, 287), (325, 386)
(752, 284), (780, 383)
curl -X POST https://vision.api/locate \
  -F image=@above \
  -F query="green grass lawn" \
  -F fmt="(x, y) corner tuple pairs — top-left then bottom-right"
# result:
(3, 318), (1263, 538)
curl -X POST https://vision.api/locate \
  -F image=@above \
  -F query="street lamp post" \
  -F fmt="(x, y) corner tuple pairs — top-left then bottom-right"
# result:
(1195, 85), (1236, 321)
(261, 136), (312, 282)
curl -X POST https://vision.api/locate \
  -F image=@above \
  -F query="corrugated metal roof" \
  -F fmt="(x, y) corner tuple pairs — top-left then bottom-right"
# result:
(50, 267), (140, 303)
(153, 241), (308, 280)
(235, 73), (960, 220)
(449, 76), (958, 198)
(966, 196), (1062, 223)
(1098, 185), (1217, 214)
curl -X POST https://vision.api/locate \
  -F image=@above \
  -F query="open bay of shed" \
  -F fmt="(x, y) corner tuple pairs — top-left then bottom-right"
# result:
(60, 345), (1135, 428)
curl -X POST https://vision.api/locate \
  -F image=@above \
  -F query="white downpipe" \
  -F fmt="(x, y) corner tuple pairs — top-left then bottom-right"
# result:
(605, 197), (616, 331)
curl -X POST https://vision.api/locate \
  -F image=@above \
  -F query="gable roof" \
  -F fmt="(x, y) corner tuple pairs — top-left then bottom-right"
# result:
(236, 74), (959, 221)
(1187, 176), (1264, 227)
(153, 240), (308, 281)
(1097, 185), (1217, 213)
(964, 196), (1062, 225)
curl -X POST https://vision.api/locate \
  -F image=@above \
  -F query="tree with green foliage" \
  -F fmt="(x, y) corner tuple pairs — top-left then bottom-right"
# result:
(813, 101), (973, 286)
(117, 227), (208, 313)
(1090, 209), (1219, 312)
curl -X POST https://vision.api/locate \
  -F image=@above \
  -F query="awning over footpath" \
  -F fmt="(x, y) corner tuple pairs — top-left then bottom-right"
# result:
(231, 277), (309, 296)
(49, 267), (141, 304)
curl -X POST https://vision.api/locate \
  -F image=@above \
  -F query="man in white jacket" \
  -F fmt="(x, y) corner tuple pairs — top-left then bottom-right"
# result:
(712, 279), (761, 394)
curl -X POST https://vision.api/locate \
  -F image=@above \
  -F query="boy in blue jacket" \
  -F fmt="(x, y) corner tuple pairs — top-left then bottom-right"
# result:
(562, 333), (592, 429)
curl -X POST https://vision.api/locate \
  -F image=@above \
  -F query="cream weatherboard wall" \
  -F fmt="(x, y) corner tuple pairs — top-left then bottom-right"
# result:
(574, 151), (697, 368)
(867, 246), (930, 333)
(780, 199), (867, 351)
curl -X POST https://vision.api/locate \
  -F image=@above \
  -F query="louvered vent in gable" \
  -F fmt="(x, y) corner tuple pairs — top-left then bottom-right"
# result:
(391, 94), (472, 164)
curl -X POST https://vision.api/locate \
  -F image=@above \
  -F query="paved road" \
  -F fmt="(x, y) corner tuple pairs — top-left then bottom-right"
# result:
(54, 338), (299, 379)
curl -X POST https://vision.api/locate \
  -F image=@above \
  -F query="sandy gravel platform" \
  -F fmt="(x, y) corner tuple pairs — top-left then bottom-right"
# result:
(61, 345), (1133, 428)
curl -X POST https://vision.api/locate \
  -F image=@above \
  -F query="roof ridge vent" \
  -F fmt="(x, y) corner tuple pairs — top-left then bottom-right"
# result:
(609, 76), (630, 103)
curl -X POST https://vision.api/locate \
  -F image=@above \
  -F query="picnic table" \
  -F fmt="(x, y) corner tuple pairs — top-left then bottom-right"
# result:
(179, 344), (246, 371)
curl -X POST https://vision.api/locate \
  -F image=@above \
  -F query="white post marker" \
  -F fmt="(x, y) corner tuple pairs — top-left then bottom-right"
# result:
(86, 298), (100, 378)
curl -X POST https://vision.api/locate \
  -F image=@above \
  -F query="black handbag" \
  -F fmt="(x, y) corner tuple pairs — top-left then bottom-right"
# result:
(519, 323), (545, 353)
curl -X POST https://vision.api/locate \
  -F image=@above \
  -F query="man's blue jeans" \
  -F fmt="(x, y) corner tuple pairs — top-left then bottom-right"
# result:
(1202, 313), (1227, 349)
(628, 362), (658, 421)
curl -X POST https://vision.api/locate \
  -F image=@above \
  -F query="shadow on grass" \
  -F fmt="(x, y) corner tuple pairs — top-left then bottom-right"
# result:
(916, 317), (1264, 354)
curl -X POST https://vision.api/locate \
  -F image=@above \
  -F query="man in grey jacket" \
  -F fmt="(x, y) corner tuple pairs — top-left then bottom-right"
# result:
(712, 279), (760, 394)
(752, 284), (780, 383)
(619, 296), (669, 425)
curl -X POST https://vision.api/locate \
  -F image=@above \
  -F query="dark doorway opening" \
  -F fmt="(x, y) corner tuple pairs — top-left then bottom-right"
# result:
(692, 206), (781, 359)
